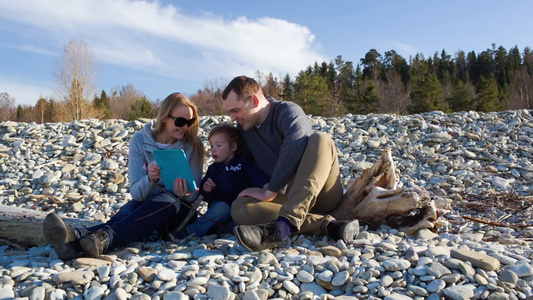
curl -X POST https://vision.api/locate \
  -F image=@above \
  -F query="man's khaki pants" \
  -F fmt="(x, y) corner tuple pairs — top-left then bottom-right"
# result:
(231, 132), (344, 235)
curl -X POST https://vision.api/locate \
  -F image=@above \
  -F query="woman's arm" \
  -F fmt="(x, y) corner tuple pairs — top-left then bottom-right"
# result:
(182, 144), (204, 203)
(128, 133), (155, 201)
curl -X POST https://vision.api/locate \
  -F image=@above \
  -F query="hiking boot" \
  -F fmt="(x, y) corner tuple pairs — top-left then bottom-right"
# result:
(170, 229), (191, 241)
(80, 230), (109, 258)
(234, 221), (283, 252)
(43, 212), (80, 260)
(327, 219), (360, 242)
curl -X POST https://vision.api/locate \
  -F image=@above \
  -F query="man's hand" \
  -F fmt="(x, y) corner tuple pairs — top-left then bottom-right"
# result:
(147, 162), (161, 183)
(238, 188), (277, 202)
(203, 178), (216, 193)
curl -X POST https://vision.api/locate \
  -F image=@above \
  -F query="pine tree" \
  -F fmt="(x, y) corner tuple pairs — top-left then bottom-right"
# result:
(446, 81), (475, 112)
(476, 74), (502, 112)
(280, 73), (293, 101)
(361, 49), (382, 81)
(293, 72), (330, 116)
(408, 72), (446, 113)
(16, 105), (24, 121)
(349, 80), (380, 114)
(128, 97), (154, 120)
(93, 90), (111, 119)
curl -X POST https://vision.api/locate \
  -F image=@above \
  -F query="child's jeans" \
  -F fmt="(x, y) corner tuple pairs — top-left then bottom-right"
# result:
(185, 201), (232, 237)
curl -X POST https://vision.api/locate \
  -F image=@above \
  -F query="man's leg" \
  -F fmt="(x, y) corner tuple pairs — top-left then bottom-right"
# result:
(279, 132), (343, 233)
(234, 133), (357, 251)
(289, 133), (358, 239)
(231, 133), (342, 229)
(231, 196), (336, 236)
(231, 195), (284, 225)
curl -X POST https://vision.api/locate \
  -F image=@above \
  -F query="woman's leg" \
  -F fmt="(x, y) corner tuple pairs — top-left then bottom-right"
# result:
(105, 200), (178, 250)
(79, 200), (142, 237)
(80, 198), (180, 257)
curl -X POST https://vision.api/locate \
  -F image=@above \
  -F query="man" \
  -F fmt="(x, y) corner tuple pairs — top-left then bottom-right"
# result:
(222, 75), (359, 252)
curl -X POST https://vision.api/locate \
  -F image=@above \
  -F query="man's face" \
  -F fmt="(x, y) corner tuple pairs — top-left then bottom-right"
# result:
(223, 90), (256, 130)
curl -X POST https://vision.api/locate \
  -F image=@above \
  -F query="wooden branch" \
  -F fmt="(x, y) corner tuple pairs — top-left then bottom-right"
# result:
(0, 204), (100, 247)
(462, 215), (533, 229)
(331, 149), (439, 235)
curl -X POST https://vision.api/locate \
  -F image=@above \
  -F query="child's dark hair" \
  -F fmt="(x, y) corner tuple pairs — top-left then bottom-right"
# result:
(208, 123), (241, 151)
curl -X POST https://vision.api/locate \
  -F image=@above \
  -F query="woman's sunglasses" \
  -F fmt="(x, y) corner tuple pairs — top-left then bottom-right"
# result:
(170, 116), (196, 127)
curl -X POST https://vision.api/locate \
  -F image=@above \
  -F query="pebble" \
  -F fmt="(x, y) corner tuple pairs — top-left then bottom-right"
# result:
(507, 263), (533, 277)
(451, 249), (501, 271)
(1, 110), (533, 299)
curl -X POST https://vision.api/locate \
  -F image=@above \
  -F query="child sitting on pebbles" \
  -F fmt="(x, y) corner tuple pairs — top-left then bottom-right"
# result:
(172, 124), (269, 239)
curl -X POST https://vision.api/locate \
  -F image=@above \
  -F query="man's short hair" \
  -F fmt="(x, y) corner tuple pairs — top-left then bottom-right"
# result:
(208, 123), (241, 151)
(222, 75), (262, 101)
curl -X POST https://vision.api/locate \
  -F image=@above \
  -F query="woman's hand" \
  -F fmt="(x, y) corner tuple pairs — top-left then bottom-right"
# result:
(147, 162), (161, 183)
(238, 188), (277, 202)
(173, 178), (198, 198)
(203, 178), (216, 193)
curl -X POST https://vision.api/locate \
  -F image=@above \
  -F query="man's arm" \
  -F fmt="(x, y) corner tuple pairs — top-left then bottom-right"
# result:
(267, 103), (313, 193)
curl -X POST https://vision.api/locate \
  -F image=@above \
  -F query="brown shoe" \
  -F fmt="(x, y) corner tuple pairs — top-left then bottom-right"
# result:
(234, 221), (283, 252)
(43, 212), (80, 260)
(80, 230), (109, 258)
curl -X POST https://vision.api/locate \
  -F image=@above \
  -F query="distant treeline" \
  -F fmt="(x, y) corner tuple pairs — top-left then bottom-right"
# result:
(185, 44), (533, 118)
(2, 43), (532, 123)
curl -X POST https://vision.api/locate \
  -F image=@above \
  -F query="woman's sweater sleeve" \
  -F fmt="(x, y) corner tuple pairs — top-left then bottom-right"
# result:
(128, 133), (154, 201)
(185, 149), (204, 203)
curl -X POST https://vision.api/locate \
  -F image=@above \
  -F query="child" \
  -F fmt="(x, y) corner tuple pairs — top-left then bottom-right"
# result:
(173, 123), (269, 238)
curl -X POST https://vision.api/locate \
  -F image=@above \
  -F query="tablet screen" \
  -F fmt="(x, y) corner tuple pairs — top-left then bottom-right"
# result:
(152, 149), (198, 192)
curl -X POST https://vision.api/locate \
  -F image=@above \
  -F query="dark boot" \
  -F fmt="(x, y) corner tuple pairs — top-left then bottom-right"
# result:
(234, 221), (283, 252)
(327, 220), (360, 242)
(43, 212), (80, 261)
(80, 230), (109, 258)
(169, 229), (191, 242)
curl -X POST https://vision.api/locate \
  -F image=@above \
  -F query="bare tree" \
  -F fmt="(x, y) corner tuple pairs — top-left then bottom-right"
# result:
(0, 92), (16, 121)
(508, 69), (533, 110)
(26, 97), (54, 124)
(109, 84), (145, 120)
(377, 73), (410, 115)
(189, 77), (227, 116)
(263, 73), (282, 99)
(54, 39), (101, 121)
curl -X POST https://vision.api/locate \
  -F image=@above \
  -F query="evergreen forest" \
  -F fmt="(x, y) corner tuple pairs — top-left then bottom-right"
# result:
(2, 43), (532, 122)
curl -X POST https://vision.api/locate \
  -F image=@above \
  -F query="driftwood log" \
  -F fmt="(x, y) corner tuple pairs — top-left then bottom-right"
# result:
(0, 204), (100, 247)
(331, 149), (447, 235)
(1, 149), (445, 247)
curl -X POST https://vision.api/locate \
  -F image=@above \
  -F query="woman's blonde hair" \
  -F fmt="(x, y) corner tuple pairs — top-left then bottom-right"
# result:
(154, 93), (204, 163)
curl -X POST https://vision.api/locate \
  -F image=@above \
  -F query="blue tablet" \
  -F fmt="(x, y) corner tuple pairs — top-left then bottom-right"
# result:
(152, 149), (198, 192)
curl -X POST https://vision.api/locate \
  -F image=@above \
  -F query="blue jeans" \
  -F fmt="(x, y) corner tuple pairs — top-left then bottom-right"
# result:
(79, 198), (181, 252)
(185, 201), (234, 237)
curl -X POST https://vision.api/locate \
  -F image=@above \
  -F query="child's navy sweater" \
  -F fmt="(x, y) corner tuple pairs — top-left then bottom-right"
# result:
(199, 154), (270, 204)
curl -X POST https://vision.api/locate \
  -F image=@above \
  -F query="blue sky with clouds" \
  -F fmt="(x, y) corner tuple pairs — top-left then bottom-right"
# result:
(1, 0), (531, 106)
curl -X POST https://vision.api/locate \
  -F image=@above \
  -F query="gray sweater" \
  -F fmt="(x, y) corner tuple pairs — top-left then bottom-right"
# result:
(238, 98), (314, 194)
(128, 121), (203, 203)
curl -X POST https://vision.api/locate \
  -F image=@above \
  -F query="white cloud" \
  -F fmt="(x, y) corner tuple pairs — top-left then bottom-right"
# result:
(7, 44), (56, 56)
(390, 42), (419, 59)
(0, 76), (53, 106)
(0, 0), (326, 81)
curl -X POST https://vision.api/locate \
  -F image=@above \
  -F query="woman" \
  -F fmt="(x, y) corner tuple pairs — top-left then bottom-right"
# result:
(43, 93), (204, 259)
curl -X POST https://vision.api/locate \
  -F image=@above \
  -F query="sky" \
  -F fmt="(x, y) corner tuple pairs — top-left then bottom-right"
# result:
(0, 0), (532, 107)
